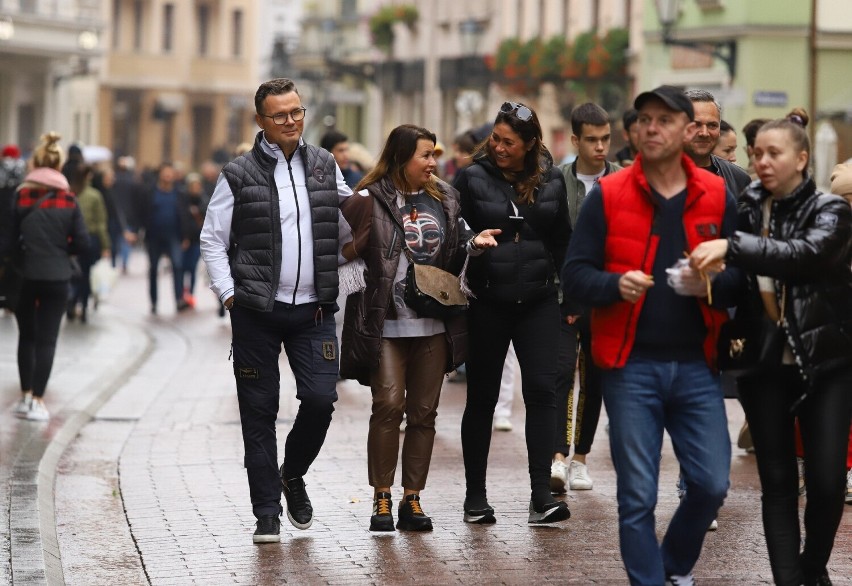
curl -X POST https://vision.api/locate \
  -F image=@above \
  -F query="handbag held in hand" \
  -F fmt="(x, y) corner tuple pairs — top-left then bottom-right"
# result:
(717, 284), (788, 376)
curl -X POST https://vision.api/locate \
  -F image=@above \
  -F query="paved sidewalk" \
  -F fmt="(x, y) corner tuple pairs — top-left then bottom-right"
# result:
(2, 251), (851, 584)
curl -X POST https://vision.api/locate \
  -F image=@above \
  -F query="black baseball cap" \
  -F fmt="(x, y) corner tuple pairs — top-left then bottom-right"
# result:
(634, 86), (695, 121)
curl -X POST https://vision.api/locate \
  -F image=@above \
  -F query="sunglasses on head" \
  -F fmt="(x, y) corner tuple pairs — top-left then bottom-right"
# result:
(500, 101), (533, 122)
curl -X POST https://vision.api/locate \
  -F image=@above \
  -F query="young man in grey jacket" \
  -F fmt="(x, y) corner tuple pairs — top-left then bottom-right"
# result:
(553, 102), (621, 494)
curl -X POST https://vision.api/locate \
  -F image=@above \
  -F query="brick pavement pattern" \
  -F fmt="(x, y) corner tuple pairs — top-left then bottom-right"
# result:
(2, 251), (851, 585)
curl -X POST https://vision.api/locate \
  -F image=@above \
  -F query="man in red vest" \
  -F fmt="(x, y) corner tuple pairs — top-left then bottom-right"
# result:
(562, 86), (741, 586)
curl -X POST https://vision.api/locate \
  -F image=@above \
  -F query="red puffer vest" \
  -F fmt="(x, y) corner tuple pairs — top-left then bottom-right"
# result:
(591, 153), (729, 370)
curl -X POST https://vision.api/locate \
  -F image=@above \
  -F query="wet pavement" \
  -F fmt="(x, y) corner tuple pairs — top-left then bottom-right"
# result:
(1, 250), (851, 585)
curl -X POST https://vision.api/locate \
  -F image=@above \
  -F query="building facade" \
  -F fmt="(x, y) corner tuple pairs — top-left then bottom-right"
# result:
(637, 0), (852, 185)
(99, 0), (259, 170)
(294, 0), (635, 162)
(0, 0), (104, 155)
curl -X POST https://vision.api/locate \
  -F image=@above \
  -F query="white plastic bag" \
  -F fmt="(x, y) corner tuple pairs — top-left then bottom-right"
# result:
(90, 258), (118, 302)
(666, 258), (711, 298)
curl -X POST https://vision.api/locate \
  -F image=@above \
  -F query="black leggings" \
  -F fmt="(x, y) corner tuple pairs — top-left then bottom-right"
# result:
(461, 296), (560, 507)
(14, 279), (69, 398)
(738, 365), (852, 586)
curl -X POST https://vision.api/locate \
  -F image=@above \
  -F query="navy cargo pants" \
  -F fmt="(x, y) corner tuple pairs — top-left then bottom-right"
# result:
(230, 301), (339, 518)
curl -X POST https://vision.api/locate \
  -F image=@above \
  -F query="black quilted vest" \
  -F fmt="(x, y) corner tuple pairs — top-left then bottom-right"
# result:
(222, 132), (341, 311)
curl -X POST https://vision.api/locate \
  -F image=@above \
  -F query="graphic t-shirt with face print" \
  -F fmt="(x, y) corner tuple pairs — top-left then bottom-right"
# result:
(382, 190), (448, 338)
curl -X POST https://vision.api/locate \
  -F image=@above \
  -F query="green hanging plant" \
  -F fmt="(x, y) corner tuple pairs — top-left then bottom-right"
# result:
(369, 5), (419, 53)
(602, 27), (629, 75)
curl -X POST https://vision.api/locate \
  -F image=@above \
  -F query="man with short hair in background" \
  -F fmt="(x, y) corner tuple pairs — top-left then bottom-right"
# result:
(683, 89), (750, 198)
(320, 129), (363, 189)
(613, 108), (639, 167)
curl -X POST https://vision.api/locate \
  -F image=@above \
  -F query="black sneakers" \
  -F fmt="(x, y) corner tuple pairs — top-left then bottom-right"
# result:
(281, 470), (313, 530)
(253, 515), (281, 544)
(370, 492), (395, 532)
(396, 494), (433, 531)
(463, 495), (496, 524)
(528, 499), (570, 524)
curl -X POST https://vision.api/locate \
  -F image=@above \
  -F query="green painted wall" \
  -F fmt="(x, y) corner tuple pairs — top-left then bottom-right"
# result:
(643, 0), (811, 30)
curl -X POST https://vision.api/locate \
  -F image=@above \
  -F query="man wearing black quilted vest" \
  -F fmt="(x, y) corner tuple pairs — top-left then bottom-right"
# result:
(201, 78), (353, 544)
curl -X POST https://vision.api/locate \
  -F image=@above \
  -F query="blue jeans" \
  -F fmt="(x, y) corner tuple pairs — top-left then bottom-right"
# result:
(602, 358), (730, 585)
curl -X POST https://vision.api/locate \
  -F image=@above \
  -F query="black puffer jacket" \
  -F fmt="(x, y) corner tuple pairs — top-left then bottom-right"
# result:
(339, 177), (469, 385)
(453, 153), (571, 304)
(222, 131), (341, 310)
(727, 177), (852, 385)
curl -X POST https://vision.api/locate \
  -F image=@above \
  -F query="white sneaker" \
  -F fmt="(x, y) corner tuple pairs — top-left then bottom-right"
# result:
(493, 416), (513, 432)
(845, 468), (852, 504)
(26, 399), (50, 421)
(665, 573), (695, 586)
(708, 518), (718, 531)
(550, 460), (568, 493)
(14, 393), (32, 418)
(568, 460), (593, 490)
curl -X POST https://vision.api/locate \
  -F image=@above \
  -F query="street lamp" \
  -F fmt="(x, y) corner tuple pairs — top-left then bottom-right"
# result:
(655, 0), (737, 79)
(459, 18), (484, 56)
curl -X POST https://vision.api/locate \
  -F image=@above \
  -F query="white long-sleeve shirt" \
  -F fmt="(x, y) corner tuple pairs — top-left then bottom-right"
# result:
(200, 134), (353, 306)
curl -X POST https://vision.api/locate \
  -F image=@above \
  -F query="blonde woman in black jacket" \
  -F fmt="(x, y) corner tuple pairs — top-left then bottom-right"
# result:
(691, 110), (852, 586)
(1, 132), (89, 421)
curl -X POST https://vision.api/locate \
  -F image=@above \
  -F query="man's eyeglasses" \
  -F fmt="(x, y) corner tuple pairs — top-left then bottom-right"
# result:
(500, 101), (533, 122)
(261, 107), (307, 125)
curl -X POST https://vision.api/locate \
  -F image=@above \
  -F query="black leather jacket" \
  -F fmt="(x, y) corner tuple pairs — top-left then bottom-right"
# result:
(727, 176), (852, 385)
(339, 178), (468, 384)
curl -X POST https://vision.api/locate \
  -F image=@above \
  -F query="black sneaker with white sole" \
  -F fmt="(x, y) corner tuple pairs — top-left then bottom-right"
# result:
(281, 472), (313, 530)
(253, 515), (281, 544)
(528, 499), (570, 524)
(463, 495), (496, 524)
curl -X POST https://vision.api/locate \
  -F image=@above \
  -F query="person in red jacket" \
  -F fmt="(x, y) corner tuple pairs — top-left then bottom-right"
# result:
(562, 86), (741, 586)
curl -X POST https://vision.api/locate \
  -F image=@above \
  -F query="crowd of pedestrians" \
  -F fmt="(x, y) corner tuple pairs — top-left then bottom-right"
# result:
(3, 77), (851, 586)
(0, 134), (229, 421)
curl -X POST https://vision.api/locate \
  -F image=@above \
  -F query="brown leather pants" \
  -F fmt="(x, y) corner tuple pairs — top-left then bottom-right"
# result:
(368, 333), (448, 490)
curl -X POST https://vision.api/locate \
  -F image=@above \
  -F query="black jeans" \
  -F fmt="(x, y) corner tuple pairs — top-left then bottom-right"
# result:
(145, 233), (182, 309)
(230, 301), (340, 518)
(738, 364), (852, 586)
(69, 234), (101, 312)
(14, 279), (69, 398)
(554, 313), (603, 456)
(461, 295), (560, 506)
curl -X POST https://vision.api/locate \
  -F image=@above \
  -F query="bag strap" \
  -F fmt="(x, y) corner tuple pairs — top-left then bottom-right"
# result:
(12, 191), (55, 246)
(18, 191), (56, 226)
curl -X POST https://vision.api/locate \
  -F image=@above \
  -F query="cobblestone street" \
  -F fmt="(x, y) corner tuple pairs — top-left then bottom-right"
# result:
(2, 252), (851, 585)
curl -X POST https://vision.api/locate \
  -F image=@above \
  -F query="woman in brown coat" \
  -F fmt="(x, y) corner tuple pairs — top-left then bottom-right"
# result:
(339, 124), (497, 532)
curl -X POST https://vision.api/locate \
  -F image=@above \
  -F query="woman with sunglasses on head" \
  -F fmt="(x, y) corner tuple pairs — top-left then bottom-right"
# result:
(339, 124), (499, 532)
(453, 101), (572, 524)
(690, 109), (852, 586)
